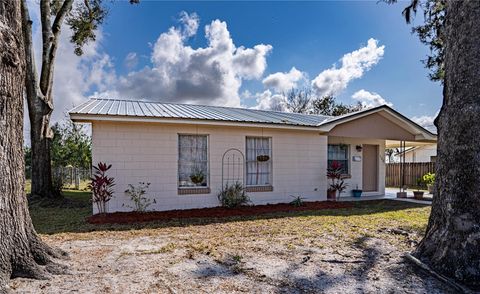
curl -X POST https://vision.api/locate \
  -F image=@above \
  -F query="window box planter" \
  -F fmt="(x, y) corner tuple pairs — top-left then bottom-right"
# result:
(352, 189), (363, 198)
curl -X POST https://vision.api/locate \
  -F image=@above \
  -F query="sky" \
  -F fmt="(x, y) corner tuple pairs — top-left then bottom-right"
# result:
(26, 0), (442, 141)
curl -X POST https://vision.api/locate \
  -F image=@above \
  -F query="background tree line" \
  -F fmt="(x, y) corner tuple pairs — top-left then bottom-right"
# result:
(284, 88), (364, 115)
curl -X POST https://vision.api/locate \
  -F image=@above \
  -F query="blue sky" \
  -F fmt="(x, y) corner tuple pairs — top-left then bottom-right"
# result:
(31, 1), (442, 130)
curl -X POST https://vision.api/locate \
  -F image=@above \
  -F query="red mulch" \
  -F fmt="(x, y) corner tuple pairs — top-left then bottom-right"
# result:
(87, 201), (353, 225)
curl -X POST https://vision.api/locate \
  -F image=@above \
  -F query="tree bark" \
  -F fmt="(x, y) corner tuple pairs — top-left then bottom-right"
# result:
(415, 0), (480, 290)
(0, 2), (67, 293)
(23, 0), (73, 199)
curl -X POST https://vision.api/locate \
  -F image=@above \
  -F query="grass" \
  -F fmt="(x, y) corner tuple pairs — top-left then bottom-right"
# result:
(28, 187), (431, 253)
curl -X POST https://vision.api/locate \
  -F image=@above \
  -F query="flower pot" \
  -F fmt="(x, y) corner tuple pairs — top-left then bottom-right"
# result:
(352, 189), (362, 198)
(413, 191), (424, 200)
(427, 184), (434, 194)
(327, 189), (337, 201)
(396, 192), (407, 198)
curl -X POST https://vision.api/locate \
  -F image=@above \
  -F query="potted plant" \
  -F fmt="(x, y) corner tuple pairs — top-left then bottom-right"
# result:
(413, 178), (425, 199)
(327, 188), (337, 201)
(190, 168), (205, 186)
(327, 161), (348, 201)
(422, 172), (435, 194)
(352, 185), (363, 198)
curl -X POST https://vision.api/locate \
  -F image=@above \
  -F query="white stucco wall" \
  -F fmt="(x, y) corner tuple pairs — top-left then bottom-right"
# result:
(403, 144), (437, 163)
(92, 121), (329, 213)
(327, 137), (386, 198)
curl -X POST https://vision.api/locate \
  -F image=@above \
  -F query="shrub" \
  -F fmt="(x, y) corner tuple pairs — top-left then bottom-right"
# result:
(51, 170), (65, 198)
(422, 172), (435, 186)
(218, 182), (250, 208)
(327, 161), (348, 197)
(89, 162), (115, 214)
(289, 195), (306, 207)
(124, 182), (154, 212)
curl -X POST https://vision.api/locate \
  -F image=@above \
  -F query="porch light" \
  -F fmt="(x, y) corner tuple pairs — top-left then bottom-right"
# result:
(355, 145), (363, 152)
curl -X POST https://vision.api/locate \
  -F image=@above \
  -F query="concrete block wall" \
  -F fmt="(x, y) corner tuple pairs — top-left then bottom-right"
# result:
(92, 121), (329, 213)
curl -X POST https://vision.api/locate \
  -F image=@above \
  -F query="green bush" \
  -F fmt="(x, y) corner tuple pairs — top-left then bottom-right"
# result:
(422, 172), (435, 186)
(217, 182), (250, 208)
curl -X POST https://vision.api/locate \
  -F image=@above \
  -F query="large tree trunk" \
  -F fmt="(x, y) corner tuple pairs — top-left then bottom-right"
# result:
(23, 0), (72, 200)
(22, 0), (57, 199)
(28, 102), (55, 199)
(415, 0), (480, 289)
(0, 2), (67, 293)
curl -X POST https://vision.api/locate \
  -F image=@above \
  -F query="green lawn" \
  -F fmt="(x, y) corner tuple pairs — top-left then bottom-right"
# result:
(29, 188), (431, 252)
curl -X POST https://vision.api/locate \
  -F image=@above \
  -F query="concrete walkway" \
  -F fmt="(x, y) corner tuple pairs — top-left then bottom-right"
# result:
(339, 188), (432, 205)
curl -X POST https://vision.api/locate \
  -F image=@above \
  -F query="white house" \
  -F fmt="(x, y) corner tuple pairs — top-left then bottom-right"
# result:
(395, 144), (437, 163)
(69, 98), (436, 213)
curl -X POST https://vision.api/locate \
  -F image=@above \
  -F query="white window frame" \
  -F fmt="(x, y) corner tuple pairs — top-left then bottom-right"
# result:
(177, 134), (210, 189)
(327, 144), (350, 175)
(245, 136), (273, 187)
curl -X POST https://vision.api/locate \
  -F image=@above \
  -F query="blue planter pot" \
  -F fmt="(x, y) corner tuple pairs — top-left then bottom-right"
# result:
(352, 190), (363, 198)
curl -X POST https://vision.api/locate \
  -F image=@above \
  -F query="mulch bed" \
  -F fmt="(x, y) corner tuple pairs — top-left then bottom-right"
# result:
(87, 201), (353, 225)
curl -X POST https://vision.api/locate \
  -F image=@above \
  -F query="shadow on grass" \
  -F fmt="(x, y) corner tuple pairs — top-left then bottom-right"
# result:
(30, 188), (430, 235)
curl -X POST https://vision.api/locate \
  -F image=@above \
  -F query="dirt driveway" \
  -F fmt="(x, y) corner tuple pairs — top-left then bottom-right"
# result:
(12, 200), (456, 293)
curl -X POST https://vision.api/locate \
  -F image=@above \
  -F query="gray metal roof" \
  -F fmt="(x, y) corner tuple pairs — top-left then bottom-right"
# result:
(69, 98), (334, 127)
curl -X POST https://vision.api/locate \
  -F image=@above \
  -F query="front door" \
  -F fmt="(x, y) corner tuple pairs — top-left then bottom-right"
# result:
(362, 144), (378, 192)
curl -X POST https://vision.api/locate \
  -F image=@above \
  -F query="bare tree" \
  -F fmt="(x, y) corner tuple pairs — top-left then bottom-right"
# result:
(311, 95), (363, 116)
(23, 0), (139, 200)
(284, 88), (312, 114)
(1, 2), (67, 292)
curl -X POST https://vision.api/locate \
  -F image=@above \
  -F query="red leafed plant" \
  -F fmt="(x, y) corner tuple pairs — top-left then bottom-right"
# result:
(327, 161), (348, 200)
(89, 162), (115, 214)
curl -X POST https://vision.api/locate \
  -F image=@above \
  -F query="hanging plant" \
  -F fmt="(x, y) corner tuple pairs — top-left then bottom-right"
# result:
(190, 168), (205, 185)
(257, 154), (270, 162)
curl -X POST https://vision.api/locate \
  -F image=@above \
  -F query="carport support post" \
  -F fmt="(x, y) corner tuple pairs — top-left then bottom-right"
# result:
(397, 140), (407, 198)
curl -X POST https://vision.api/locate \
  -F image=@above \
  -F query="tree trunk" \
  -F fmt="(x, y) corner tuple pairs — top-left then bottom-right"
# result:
(29, 107), (55, 199)
(21, 0), (57, 199)
(0, 2), (67, 292)
(415, 0), (480, 289)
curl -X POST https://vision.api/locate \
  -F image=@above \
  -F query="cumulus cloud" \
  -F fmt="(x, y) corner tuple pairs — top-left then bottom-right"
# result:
(411, 112), (438, 133)
(249, 90), (286, 111)
(112, 12), (272, 107)
(351, 89), (393, 108)
(124, 52), (138, 69)
(262, 67), (307, 93)
(311, 38), (384, 97)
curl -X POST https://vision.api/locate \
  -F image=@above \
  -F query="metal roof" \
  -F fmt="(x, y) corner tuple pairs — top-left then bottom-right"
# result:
(69, 98), (334, 127)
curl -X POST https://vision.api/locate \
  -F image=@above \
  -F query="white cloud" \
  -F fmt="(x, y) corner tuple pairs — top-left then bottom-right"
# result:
(351, 89), (392, 108)
(124, 52), (138, 69)
(250, 90), (286, 111)
(311, 38), (385, 97)
(262, 67), (307, 93)
(411, 112), (438, 133)
(112, 12), (272, 107)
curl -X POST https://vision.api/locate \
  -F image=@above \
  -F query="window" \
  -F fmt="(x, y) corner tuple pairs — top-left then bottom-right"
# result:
(246, 137), (272, 186)
(178, 135), (208, 188)
(328, 144), (349, 174)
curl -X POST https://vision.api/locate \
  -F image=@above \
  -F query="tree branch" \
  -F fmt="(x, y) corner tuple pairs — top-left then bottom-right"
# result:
(51, 0), (74, 39)
(21, 0), (44, 119)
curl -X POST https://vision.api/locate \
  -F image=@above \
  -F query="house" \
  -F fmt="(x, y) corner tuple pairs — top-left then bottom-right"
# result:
(69, 98), (437, 213)
(395, 144), (437, 163)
